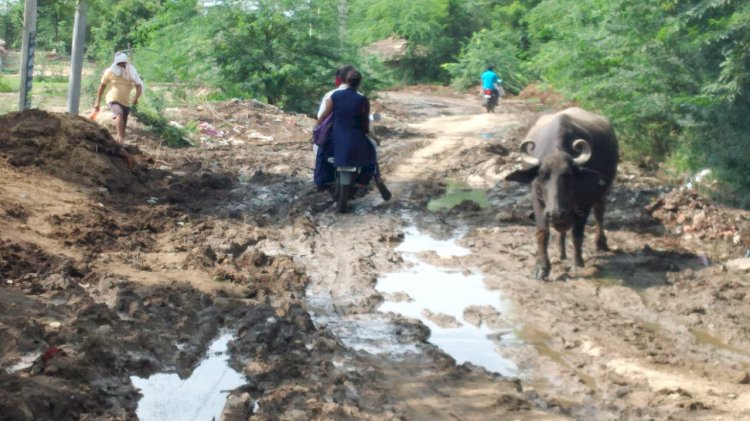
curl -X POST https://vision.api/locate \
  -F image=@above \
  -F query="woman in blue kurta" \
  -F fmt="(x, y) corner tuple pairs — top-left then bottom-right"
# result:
(317, 70), (377, 186)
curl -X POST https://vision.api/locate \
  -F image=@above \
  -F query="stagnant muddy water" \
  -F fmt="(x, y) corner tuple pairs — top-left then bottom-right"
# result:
(376, 223), (518, 377)
(2, 89), (750, 420)
(131, 332), (246, 421)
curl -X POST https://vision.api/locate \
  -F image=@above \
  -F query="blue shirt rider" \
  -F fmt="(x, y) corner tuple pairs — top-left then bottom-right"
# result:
(481, 66), (502, 98)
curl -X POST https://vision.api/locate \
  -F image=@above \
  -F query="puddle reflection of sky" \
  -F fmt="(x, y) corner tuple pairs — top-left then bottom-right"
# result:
(130, 332), (246, 421)
(377, 226), (518, 377)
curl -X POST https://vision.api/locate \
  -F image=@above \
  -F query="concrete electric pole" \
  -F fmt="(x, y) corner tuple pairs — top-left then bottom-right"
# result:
(18, 0), (37, 110)
(67, 0), (87, 114)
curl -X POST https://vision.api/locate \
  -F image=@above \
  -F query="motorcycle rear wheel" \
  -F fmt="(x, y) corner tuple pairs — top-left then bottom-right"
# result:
(338, 185), (352, 213)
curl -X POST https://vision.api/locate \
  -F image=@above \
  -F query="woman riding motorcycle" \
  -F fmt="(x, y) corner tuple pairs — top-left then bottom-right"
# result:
(316, 68), (390, 203)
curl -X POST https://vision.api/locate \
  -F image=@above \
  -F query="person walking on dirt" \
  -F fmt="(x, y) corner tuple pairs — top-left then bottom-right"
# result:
(94, 52), (143, 145)
(0, 40), (7, 72)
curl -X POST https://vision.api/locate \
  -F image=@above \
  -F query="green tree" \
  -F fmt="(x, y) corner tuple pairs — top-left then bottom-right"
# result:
(348, 0), (473, 83)
(444, 0), (539, 92)
(87, 0), (163, 61)
(207, 0), (346, 112)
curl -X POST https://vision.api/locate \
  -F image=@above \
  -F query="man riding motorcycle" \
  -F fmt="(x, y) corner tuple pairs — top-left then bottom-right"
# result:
(480, 65), (502, 112)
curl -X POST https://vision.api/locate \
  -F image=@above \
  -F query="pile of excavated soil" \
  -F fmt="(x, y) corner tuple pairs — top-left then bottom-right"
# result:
(646, 188), (750, 257)
(517, 84), (573, 108)
(0, 109), (144, 192)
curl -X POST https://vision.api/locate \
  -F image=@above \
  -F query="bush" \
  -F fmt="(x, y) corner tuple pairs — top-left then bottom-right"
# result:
(131, 94), (191, 148)
(0, 76), (13, 93)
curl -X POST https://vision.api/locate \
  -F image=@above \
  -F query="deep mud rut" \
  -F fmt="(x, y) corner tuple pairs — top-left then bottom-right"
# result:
(1, 88), (750, 421)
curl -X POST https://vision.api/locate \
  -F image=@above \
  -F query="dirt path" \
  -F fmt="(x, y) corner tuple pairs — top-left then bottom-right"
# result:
(1, 88), (749, 421)
(376, 90), (750, 420)
(292, 88), (750, 420)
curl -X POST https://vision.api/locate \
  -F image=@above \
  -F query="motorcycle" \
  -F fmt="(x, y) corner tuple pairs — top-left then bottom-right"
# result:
(482, 88), (498, 113)
(332, 114), (389, 213)
(332, 158), (359, 213)
(318, 113), (389, 213)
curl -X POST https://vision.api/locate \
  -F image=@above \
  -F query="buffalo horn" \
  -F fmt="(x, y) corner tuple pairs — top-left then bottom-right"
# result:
(572, 139), (592, 165)
(520, 140), (540, 166)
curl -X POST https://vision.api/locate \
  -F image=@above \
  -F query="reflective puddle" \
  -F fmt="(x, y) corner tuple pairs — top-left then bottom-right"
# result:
(3, 353), (37, 374)
(691, 328), (750, 369)
(130, 332), (246, 421)
(307, 293), (419, 357)
(377, 226), (518, 377)
(428, 181), (489, 211)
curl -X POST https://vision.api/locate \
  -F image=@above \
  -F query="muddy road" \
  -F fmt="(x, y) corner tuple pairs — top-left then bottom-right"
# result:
(1, 88), (750, 421)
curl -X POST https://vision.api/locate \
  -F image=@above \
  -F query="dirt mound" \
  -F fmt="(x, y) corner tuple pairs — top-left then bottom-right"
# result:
(646, 188), (748, 250)
(0, 109), (142, 192)
(517, 83), (574, 108)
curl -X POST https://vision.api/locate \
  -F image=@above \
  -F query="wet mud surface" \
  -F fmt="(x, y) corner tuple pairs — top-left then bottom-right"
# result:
(1, 88), (749, 420)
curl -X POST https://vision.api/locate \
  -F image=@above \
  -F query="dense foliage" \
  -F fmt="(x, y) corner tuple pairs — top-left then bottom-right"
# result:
(1, 0), (748, 203)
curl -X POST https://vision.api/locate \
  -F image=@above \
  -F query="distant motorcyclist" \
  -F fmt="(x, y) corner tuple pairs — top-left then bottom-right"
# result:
(480, 65), (502, 101)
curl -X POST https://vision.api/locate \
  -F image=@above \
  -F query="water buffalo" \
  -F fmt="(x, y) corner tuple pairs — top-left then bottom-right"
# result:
(506, 107), (619, 280)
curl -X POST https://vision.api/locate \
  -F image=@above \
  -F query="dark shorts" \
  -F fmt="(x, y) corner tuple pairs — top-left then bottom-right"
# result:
(108, 101), (130, 124)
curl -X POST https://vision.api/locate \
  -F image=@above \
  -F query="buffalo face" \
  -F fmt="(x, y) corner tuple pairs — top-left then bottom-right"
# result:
(506, 139), (603, 279)
(507, 139), (601, 226)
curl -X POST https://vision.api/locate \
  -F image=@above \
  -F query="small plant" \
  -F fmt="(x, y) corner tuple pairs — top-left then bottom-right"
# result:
(131, 94), (191, 148)
(0, 76), (13, 93)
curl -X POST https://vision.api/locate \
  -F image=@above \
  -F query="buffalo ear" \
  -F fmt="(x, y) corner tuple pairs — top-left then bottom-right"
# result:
(505, 166), (539, 184)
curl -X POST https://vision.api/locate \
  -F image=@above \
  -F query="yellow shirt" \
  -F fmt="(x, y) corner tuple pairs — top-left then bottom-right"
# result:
(101, 67), (136, 106)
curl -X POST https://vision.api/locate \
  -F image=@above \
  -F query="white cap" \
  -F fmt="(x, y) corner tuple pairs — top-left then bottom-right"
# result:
(114, 52), (128, 64)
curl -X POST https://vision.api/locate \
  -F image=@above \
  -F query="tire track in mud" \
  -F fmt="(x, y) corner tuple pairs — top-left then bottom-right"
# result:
(291, 94), (570, 420)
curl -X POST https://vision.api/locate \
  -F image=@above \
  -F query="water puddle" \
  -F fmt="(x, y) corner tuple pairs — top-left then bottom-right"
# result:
(691, 328), (750, 368)
(377, 226), (518, 377)
(130, 332), (246, 421)
(3, 353), (37, 374)
(307, 294), (419, 357)
(395, 225), (471, 258)
(428, 181), (488, 211)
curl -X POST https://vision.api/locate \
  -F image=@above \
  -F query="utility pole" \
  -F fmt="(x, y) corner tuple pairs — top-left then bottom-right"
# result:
(338, 0), (347, 43)
(18, 0), (37, 110)
(67, 0), (87, 114)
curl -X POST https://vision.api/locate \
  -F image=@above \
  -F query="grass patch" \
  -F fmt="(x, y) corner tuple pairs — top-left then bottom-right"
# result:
(427, 180), (489, 211)
(0, 75), (19, 93)
(132, 94), (192, 148)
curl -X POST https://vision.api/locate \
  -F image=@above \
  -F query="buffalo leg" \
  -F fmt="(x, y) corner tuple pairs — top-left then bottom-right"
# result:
(593, 198), (609, 251)
(572, 217), (587, 268)
(535, 228), (551, 280)
(559, 231), (567, 260)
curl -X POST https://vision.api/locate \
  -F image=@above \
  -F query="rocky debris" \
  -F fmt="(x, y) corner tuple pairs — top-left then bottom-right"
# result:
(220, 392), (255, 421)
(646, 189), (745, 245)
(463, 305), (504, 329)
(725, 257), (750, 273)
(421, 309), (462, 328)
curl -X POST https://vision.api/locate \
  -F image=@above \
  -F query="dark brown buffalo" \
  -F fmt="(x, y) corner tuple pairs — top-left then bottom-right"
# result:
(506, 107), (619, 279)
